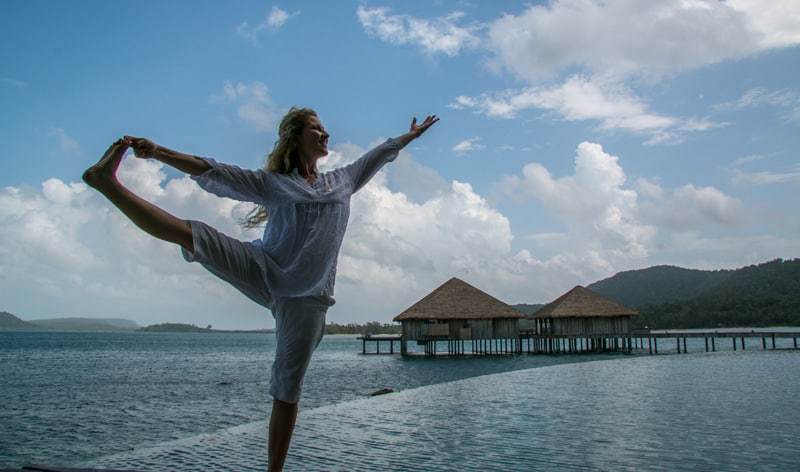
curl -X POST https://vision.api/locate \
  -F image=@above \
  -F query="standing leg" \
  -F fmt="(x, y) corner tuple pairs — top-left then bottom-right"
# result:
(82, 139), (193, 251)
(269, 399), (298, 472)
(267, 296), (331, 471)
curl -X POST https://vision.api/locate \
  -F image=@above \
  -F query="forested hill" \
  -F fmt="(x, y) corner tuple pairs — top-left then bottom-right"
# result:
(588, 265), (733, 308)
(589, 259), (800, 329)
(0, 312), (42, 330)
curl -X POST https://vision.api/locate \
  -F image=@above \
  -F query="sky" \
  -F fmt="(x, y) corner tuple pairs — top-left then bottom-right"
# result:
(2, 0), (799, 329)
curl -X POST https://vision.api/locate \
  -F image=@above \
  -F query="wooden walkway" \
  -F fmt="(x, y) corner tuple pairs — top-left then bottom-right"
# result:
(359, 331), (800, 356)
(519, 330), (800, 354)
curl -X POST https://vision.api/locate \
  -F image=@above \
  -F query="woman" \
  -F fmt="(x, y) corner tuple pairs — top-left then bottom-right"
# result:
(82, 107), (438, 471)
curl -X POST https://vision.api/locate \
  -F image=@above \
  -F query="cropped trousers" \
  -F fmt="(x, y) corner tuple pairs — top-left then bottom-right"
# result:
(181, 220), (334, 403)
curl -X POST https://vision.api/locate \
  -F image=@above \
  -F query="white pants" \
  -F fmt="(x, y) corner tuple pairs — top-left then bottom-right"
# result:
(182, 220), (334, 403)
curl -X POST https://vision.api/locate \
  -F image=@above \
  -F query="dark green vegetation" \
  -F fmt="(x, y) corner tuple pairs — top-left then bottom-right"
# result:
(139, 323), (213, 332)
(0, 312), (139, 331)
(589, 259), (800, 329)
(588, 265), (733, 308)
(325, 322), (401, 335)
(513, 304), (545, 316)
(0, 312), (42, 330)
(137, 323), (274, 333)
(29, 317), (139, 331)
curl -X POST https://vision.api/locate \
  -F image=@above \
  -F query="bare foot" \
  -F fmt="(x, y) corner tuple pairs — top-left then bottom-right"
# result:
(83, 139), (129, 191)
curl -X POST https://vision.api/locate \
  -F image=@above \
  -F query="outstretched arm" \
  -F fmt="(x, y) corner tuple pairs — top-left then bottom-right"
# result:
(394, 115), (439, 147)
(124, 136), (211, 175)
(344, 115), (439, 193)
(123, 135), (287, 205)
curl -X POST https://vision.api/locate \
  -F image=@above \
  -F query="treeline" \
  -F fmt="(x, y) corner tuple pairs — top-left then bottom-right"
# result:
(589, 259), (800, 330)
(138, 323), (212, 332)
(325, 321), (401, 335)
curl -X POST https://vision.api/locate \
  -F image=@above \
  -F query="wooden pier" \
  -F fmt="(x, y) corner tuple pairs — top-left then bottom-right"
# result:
(517, 330), (800, 355)
(359, 330), (800, 356)
(358, 334), (402, 355)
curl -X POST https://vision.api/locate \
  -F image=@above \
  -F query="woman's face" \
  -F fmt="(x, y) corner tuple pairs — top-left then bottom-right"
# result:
(298, 114), (329, 163)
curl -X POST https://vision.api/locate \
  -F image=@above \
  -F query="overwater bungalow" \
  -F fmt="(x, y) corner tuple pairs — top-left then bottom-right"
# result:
(519, 285), (639, 353)
(530, 285), (639, 335)
(393, 277), (526, 356)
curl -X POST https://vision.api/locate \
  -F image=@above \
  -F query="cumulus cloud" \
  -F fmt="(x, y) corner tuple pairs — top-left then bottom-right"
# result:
(210, 81), (278, 133)
(449, 75), (726, 144)
(2, 140), (645, 328)
(47, 128), (81, 154)
(0, 153), (266, 328)
(500, 141), (751, 274)
(486, 0), (800, 82)
(452, 137), (485, 154)
(356, 6), (480, 57)
(504, 142), (655, 264)
(236, 6), (297, 44)
(639, 183), (747, 230)
(3, 140), (793, 328)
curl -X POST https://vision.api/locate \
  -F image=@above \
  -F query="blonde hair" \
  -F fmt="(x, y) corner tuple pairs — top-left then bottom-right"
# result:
(242, 107), (318, 229)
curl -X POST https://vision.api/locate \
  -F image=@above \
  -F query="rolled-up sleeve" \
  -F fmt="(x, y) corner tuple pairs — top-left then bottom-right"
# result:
(191, 157), (281, 205)
(342, 138), (404, 193)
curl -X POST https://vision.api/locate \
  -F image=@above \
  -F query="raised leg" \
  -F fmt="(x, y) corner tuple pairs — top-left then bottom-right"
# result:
(83, 139), (193, 252)
(268, 399), (298, 472)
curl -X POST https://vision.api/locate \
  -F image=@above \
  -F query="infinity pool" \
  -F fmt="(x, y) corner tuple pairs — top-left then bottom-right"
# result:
(80, 350), (800, 471)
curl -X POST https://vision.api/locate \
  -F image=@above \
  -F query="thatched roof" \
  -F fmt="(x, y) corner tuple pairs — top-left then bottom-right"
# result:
(393, 278), (525, 321)
(531, 286), (638, 319)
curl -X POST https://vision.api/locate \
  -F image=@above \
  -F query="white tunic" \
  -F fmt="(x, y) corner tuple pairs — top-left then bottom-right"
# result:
(190, 138), (403, 299)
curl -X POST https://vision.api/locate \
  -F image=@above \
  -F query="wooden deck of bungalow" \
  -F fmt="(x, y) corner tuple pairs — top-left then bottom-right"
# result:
(357, 334), (402, 354)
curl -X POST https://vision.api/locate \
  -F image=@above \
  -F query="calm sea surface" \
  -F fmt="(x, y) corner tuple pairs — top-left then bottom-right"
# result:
(1, 330), (799, 470)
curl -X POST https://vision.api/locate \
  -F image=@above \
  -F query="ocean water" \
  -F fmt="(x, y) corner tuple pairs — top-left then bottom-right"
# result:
(0, 331), (620, 467)
(2, 331), (798, 470)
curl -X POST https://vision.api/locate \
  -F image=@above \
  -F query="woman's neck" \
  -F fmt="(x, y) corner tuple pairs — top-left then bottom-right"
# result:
(297, 158), (318, 183)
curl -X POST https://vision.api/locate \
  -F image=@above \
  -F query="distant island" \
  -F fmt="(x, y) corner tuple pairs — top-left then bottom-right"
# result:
(0, 313), (140, 332)
(137, 323), (274, 334)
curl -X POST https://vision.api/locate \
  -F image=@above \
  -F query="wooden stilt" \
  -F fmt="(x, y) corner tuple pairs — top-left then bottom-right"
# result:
(683, 337), (687, 353)
(711, 337), (715, 352)
(705, 337), (709, 352)
(772, 333), (776, 349)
